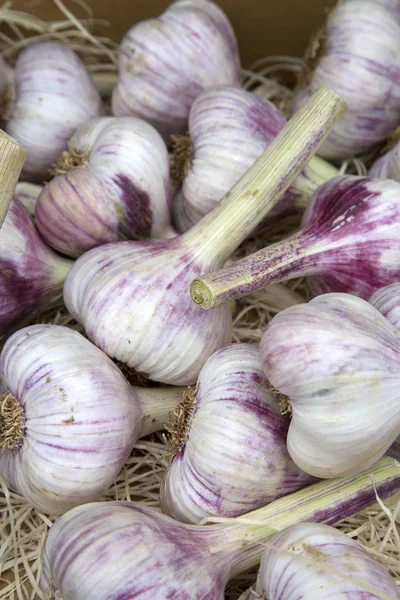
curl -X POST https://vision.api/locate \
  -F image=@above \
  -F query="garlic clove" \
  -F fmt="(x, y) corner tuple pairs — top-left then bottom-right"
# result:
(253, 522), (400, 599)
(112, 0), (241, 144)
(160, 343), (314, 524)
(0, 199), (72, 336)
(260, 292), (400, 478)
(5, 40), (103, 182)
(172, 85), (338, 233)
(0, 324), (182, 515)
(293, 0), (400, 160)
(35, 116), (175, 257)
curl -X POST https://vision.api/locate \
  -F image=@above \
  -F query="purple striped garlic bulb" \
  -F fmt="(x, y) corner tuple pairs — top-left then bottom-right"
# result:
(172, 86), (338, 233)
(369, 140), (400, 181)
(260, 293), (400, 478)
(112, 0), (241, 144)
(6, 41), (103, 182)
(39, 459), (400, 600)
(192, 176), (400, 309)
(0, 324), (182, 515)
(35, 117), (175, 257)
(250, 522), (400, 599)
(0, 198), (72, 336)
(293, 0), (400, 160)
(160, 343), (314, 524)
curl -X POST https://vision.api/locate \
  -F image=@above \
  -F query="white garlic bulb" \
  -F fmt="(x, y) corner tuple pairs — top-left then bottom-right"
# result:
(6, 40), (103, 182)
(160, 343), (314, 524)
(112, 0), (241, 144)
(260, 293), (400, 478)
(35, 116), (175, 257)
(172, 85), (338, 233)
(0, 324), (182, 514)
(294, 0), (400, 160)
(253, 522), (400, 599)
(13, 182), (42, 218)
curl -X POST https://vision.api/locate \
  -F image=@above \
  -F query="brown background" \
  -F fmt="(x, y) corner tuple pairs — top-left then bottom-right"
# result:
(11, 0), (337, 66)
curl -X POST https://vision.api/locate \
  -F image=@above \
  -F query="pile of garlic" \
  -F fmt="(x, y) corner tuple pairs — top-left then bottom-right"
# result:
(1, 0), (400, 598)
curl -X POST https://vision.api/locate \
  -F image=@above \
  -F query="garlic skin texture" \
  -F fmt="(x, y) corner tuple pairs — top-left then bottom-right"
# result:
(13, 182), (42, 218)
(63, 237), (232, 385)
(173, 86), (338, 232)
(35, 117), (174, 257)
(369, 140), (400, 182)
(254, 522), (400, 599)
(0, 324), (181, 515)
(260, 293), (400, 478)
(0, 199), (72, 336)
(369, 282), (400, 330)
(160, 343), (313, 524)
(294, 0), (400, 160)
(6, 41), (103, 182)
(112, 0), (241, 143)
(40, 502), (230, 600)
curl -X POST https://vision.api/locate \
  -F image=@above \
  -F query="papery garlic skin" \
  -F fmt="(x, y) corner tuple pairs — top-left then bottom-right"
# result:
(112, 0), (241, 144)
(63, 238), (232, 385)
(35, 117), (174, 257)
(40, 502), (229, 600)
(173, 86), (338, 232)
(294, 1), (400, 160)
(6, 41), (103, 182)
(254, 522), (400, 599)
(160, 343), (313, 524)
(369, 141), (400, 182)
(0, 325), (146, 515)
(13, 182), (42, 218)
(260, 293), (400, 478)
(0, 199), (72, 336)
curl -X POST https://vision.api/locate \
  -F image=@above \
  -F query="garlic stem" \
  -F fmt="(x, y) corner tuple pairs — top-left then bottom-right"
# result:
(182, 87), (345, 267)
(191, 233), (312, 309)
(216, 456), (400, 577)
(295, 154), (339, 201)
(137, 386), (185, 436)
(0, 130), (26, 228)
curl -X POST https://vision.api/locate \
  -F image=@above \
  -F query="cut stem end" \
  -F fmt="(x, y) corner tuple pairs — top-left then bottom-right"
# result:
(165, 387), (196, 460)
(0, 392), (25, 451)
(190, 279), (214, 309)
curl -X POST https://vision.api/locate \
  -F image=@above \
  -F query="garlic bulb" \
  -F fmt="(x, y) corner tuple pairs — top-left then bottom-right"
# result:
(260, 292), (400, 478)
(192, 176), (400, 309)
(293, 0), (400, 160)
(63, 87), (345, 385)
(13, 182), (42, 218)
(252, 522), (400, 599)
(112, 0), (241, 144)
(35, 117), (175, 257)
(172, 86), (338, 232)
(6, 41), (103, 182)
(160, 343), (313, 523)
(369, 140), (400, 181)
(0, 324), (182, 515)
(0, 199), (72, 336)
(369, 282), (400, 330)
(40, 457), (400, 600)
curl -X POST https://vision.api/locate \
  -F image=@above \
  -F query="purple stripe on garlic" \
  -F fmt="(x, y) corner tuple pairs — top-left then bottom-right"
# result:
(112, 0), (241, 144)
(260, 292), (400, 478)
(0, 199), (72, 336)
(252, 522), (400, 599)
(0, 324), (182, 515)
(293, 0), (400, 160)
(35, 116), (175, 257)
(39, 459), (400, 600)
(192, 176), (400, 308)
(172, 86), (338, 233)
(160, 343), (313, 523)
(5, 41), (103, 182)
